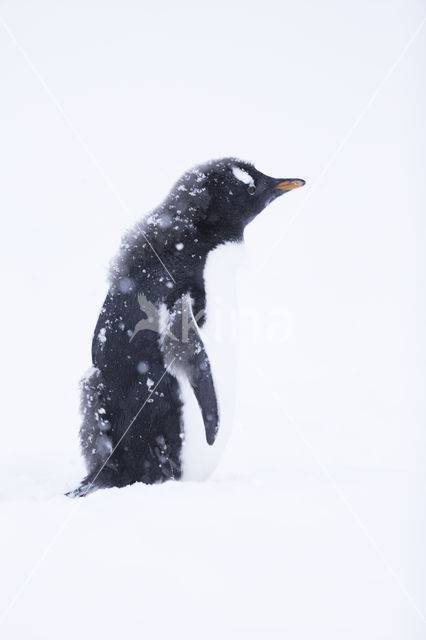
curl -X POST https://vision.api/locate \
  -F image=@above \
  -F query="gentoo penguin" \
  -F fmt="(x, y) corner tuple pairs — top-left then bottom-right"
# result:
(68, 158), (305, 496)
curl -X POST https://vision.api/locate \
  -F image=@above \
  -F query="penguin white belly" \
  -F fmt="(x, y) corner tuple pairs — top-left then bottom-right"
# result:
(180, 241), (245, 480)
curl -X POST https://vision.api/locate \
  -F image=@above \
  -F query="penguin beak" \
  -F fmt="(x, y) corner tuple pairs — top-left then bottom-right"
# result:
(275, 179), (306, 192)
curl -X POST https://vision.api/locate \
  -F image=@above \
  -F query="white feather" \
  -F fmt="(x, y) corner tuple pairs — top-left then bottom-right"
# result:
(181, 241), (245, 480)
(232, 166), (254, 186)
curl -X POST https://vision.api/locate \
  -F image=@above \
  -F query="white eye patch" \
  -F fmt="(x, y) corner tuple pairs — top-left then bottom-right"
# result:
(232, 166), (254, 186)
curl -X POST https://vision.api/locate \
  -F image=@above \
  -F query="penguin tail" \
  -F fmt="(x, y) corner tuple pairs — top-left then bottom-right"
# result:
(65, 465), (125, 498)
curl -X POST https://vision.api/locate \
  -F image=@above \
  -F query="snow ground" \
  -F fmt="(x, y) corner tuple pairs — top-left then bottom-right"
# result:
(0, 453), (425, 639)
(0, 0), (425, 638)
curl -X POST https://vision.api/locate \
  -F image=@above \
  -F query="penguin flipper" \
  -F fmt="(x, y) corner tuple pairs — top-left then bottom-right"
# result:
(186, 352), (219, 445)
(162, 295), (219, 445)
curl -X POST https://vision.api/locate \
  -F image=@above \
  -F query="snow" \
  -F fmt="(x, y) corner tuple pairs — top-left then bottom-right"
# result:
(0, 457), (424, 639)
(118, 276), (134, 293)
(0, 1), (425, 639)
(137, 361), (149, 374)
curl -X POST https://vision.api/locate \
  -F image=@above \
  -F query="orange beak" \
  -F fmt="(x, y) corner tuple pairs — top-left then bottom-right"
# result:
(275, 179), (306, 192)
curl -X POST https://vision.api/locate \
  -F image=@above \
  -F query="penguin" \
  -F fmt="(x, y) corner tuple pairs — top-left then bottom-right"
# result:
(67, 158), (305, 496)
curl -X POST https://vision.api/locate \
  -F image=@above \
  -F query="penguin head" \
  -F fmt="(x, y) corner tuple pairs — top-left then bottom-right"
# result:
(168, 158), (305, 246)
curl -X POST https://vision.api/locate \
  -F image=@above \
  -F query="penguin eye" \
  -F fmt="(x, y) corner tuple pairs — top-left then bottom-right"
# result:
(247, 185), (256, 195)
